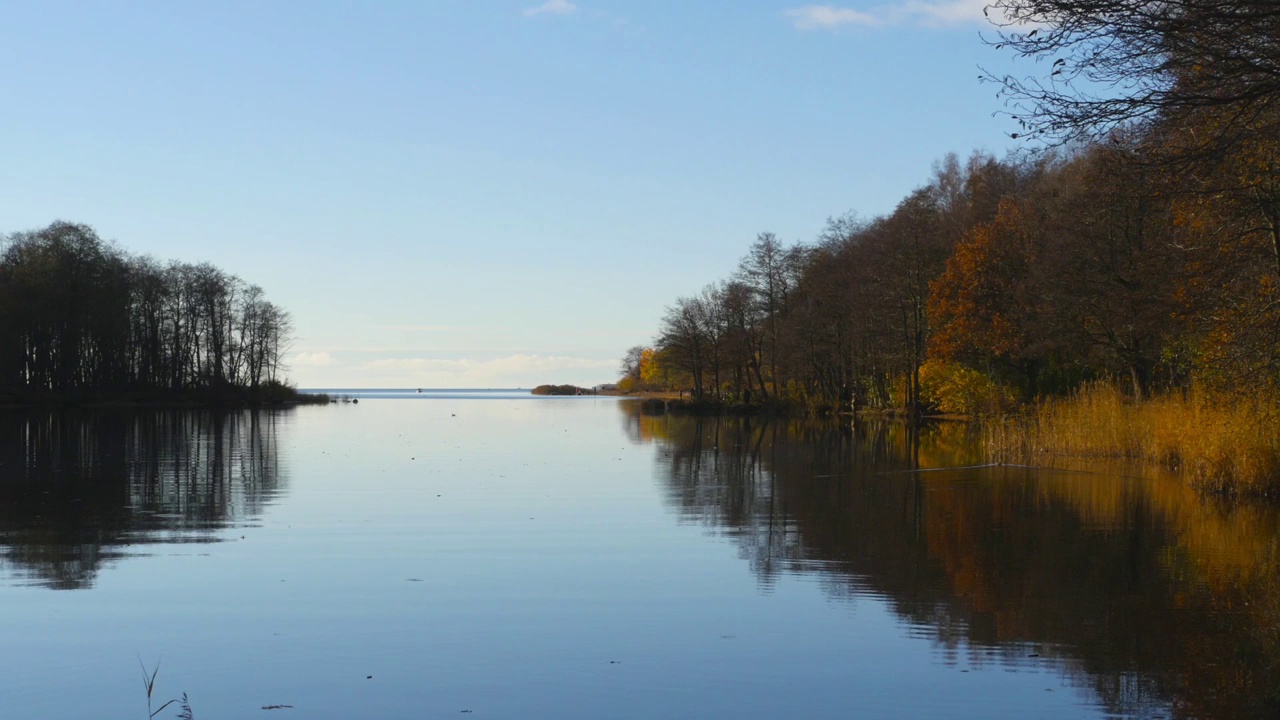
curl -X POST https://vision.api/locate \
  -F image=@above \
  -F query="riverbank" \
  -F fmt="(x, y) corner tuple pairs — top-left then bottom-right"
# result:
(0, 384), (331, 410)
(617, 394), (842, 417)
(598, 390), (684, 400)
(623, 384), (1280, 498)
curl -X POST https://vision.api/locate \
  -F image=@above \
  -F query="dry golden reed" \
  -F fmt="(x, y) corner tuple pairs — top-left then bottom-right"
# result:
(984, 382), (1280, 497)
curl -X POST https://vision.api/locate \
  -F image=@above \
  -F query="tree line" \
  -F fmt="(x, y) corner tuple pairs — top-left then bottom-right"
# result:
(622, 0), (1280, 413)
(0, 221), (293, 400)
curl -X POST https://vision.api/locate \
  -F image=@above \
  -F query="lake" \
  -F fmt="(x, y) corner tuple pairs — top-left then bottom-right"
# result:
(2, 392), (1278, 719)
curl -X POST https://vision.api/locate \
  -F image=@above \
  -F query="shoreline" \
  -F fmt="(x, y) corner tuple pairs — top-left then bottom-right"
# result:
(0, 388), (332, 411)
(607, 391), (962, 419)
(597, 390), (684, 400)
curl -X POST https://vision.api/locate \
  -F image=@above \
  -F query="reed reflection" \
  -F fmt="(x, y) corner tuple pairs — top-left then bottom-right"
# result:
(624, 403), (1280, 720)
(0, 410), (288, 590)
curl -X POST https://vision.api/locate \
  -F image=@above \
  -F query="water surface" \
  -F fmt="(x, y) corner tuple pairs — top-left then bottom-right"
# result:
(2, 396), (1278, 719)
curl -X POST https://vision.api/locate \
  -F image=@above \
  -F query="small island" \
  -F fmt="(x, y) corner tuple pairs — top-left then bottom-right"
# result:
(530, 384), (596, 396)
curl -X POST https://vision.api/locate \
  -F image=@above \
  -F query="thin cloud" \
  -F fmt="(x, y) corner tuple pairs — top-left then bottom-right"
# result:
(523, 0), (577, 17)
(786, 1), (996, 30)
(521, 2), (641, 33)
(785, 5), (879, 30)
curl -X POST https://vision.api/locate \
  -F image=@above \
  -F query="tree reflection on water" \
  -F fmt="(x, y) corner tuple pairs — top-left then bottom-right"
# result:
(0, 410), (288, 590)
(622, 403), (1280, 719)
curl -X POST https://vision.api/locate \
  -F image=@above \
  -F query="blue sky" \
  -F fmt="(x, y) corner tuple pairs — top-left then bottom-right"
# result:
(0, 1), (1024, 388)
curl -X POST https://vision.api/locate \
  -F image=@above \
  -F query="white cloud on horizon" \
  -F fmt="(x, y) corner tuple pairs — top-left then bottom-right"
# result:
(785, 1), (995, 30)
(365, 353), (613, 378)
(371, 323), (457, 333)
(292, 351), (336, 367)
(287, 351), (621, 388)
(523, 0), (577, 17)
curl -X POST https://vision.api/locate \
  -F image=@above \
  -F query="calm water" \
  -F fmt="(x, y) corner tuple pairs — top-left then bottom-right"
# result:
(2, 394), (1279, 719)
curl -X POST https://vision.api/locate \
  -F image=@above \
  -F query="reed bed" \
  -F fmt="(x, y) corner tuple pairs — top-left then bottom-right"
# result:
(984, 383), (1280, 497)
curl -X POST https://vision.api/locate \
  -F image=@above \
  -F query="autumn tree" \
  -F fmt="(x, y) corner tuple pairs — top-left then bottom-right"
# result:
(929, 199), (1051, 395)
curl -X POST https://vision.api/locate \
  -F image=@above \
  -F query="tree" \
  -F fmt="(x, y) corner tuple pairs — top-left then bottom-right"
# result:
(987, 0), (1280, 155)
(929, 199), (1051, 395)
(618, 345), (645, 391)
(656, 292), (720, 398)
(878, 191), (940, 412)
(1039, 143), (1180, 396)
(719, 279), (765, 402)
(737, 233), (803, 400)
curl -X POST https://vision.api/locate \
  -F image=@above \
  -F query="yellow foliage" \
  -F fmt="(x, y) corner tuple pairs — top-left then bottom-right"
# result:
(639, 348), (659, 387)
(638, 347), (688, 391)
(918, 360), (1015, 416)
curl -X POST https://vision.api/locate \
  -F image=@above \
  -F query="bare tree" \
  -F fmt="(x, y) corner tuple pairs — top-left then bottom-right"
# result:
(657, 296), (712, 398)
(618, 345), (645, 389)
(738, 233), (803, 400)
(986, 0), (1280, 156)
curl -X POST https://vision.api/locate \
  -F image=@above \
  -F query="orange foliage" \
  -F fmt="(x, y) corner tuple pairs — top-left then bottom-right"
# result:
(928, 199), (1029, 362)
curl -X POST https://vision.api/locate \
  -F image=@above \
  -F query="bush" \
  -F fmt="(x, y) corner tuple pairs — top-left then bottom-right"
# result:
(919, 360), (1015, 416)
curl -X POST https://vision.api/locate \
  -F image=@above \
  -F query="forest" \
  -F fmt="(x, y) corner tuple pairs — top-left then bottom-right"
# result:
(621, 0), (1280, 415)
(0, 221), (302, 405)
